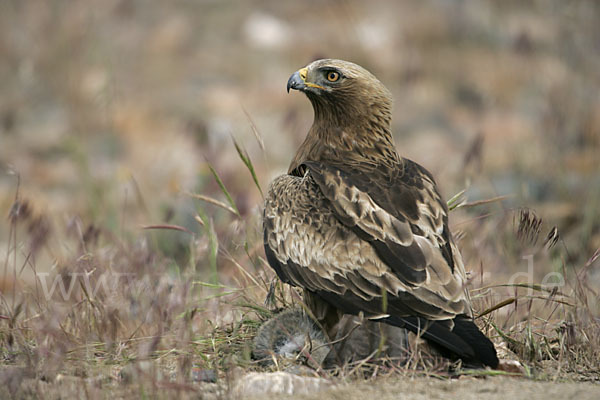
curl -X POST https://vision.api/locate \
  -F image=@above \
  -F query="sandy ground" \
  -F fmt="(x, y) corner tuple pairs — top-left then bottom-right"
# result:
(271, 377), (600, 400)
(0, 377), (600, 400)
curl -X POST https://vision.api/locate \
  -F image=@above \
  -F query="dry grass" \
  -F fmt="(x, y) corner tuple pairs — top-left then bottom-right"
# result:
(1, 0), (599, 398)
(1, 136), (598, 398)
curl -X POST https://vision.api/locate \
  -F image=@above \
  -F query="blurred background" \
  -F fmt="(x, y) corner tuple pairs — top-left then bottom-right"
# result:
(1, 0), (599, 286)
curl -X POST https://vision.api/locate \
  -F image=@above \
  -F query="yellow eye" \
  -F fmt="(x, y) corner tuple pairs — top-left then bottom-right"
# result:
(326, 71), (340, 82)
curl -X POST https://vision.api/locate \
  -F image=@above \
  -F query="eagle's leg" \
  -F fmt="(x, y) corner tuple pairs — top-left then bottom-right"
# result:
(302, 290), (342, 340)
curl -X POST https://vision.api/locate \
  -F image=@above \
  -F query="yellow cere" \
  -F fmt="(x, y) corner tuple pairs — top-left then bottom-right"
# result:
(298, 67), (325, 90)
(299, 67), (308, 81)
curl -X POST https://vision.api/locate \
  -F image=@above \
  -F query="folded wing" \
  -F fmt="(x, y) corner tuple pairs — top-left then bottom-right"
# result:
(263, 161), (497, 366)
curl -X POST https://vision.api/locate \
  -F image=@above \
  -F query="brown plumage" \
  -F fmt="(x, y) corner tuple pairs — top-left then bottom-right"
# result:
(263, 59), (498, 368)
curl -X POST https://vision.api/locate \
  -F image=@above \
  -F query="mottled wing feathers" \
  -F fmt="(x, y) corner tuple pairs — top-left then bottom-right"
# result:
(310, 172), (429, 286)
(302, 160), (467, 305)
(263, 163), (498, 366)
(263, 167), (470, 320)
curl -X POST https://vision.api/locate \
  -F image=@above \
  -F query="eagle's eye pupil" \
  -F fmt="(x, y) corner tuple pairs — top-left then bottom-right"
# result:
(327, 71), (340, 82)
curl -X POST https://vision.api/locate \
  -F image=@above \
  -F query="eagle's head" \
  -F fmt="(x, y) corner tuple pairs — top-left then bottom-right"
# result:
(287, 59), (392, 129)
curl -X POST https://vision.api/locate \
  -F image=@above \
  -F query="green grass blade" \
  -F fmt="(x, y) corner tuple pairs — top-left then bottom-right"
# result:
(242, 106), (265, 151)
(476, 297), (516, 318)
(447, 189), (466, 211)
(232, 137), (264, 199)
(207, 163), (240, 217)
(196, 206), (219, 284)
(193, 281), (229, 289)
(186, 192), (239, 216)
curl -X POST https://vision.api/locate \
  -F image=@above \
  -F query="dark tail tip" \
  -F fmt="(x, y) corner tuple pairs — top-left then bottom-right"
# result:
(452, 317), (499, 368)
(393, 316), (498, 368)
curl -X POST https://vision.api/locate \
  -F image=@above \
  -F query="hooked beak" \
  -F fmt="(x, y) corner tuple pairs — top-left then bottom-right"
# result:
(287, 69), (306, 93)
(286, 67), (324, 93)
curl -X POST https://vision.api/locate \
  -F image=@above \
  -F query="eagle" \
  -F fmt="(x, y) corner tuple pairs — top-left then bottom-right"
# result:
(263, 59), (498, 368)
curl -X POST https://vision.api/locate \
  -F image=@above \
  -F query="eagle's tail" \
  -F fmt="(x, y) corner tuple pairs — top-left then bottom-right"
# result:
(391, 315), (498, 368)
